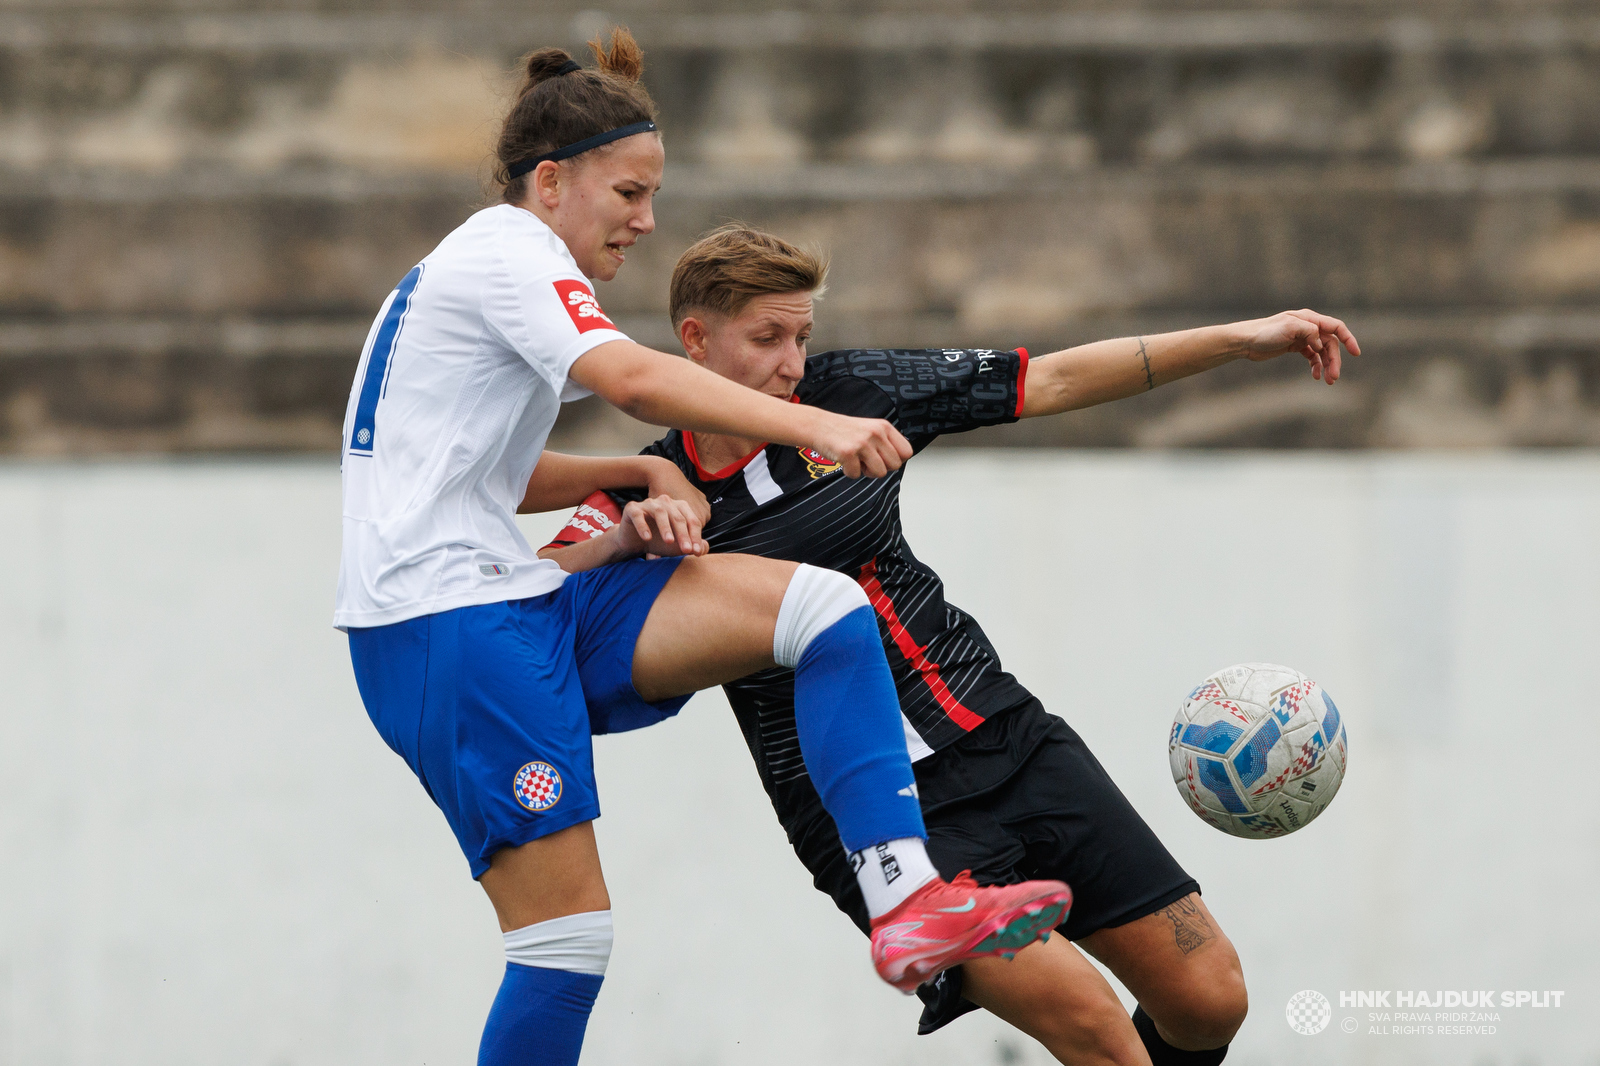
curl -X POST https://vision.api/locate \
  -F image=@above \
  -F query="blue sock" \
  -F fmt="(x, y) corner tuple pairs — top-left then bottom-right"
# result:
(478, 962), (603, 1066)
(793, 604), (927, 851)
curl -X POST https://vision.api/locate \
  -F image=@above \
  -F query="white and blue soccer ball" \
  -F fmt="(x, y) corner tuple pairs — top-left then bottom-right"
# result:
(1168, 663), (1347, 839)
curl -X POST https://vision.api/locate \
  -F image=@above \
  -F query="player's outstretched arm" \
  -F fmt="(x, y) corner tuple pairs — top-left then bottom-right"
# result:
(518, 450), (709, 523)
(1019, 310), (1361, 418)
(569, 339), (913, 477)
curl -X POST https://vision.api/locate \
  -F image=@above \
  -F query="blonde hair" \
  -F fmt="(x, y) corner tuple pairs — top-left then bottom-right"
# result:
(669, 224), (828, 327)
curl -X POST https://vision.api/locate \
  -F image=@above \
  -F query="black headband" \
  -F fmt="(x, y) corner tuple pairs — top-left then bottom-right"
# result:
(555, 60), (582, 75)
(506, 120), (658, 181)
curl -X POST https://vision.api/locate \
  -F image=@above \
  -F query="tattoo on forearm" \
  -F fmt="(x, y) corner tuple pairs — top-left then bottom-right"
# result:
(1137, 336), (1155, 391)
(1161, 898), (1215, 955)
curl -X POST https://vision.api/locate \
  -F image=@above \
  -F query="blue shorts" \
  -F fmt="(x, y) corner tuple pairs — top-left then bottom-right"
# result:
(348, 557), (688, 878)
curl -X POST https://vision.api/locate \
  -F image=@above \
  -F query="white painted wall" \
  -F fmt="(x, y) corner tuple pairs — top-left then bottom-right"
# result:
(1, 453), (1594, 1066)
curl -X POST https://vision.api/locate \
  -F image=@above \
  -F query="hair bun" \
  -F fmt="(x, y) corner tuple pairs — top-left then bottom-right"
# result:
(523, 47), (578, 87)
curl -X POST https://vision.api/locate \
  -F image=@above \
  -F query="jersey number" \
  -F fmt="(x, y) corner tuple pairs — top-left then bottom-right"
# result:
(348, 264), (424, 457)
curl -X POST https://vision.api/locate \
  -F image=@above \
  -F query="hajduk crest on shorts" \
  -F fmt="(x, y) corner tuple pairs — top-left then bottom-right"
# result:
(514, 761), (564, 812)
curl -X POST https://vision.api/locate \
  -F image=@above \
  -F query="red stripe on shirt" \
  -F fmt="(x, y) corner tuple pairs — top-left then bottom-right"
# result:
(857, 558), (986, 732)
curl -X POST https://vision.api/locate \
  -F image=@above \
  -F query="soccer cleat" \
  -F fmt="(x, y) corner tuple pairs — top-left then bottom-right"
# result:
(869, 871), (1073, 993)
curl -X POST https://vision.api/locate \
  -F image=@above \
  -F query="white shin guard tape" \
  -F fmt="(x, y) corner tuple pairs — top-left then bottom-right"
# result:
(503, 910), (614, 976)
(773, 564), (872, 669)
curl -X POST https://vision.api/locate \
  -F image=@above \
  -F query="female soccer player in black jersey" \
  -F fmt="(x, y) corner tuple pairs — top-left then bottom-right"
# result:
(534, 226), (1360, 1066)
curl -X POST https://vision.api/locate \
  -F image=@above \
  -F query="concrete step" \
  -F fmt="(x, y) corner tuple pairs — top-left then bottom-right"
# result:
(2, 3), (1591, 20)
(1, 10), (1599, 174)
(4, 161), (1598, 318)
(4, 307), (1597, 452)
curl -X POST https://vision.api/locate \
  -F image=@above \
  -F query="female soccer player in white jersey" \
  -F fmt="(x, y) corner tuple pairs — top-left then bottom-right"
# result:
(336, 32), (1071, 1066)
(537, 226), (1362, 1066)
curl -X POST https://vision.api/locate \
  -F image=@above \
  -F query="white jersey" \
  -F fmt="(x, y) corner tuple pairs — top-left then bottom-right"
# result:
(334, 204), (627, 630)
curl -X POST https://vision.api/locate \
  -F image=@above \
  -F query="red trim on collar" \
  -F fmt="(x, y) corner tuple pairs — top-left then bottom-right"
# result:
(1014, 347), (1029, 418)
(682, 394), (801, 480)
(684, 431), (766, 481)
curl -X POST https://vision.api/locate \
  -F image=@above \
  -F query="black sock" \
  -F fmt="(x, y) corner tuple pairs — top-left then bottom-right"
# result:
(1131, 1005), (1228, 1065)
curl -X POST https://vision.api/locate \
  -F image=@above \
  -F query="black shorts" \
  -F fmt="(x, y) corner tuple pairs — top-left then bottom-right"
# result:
(793, 697), (1199, 1034)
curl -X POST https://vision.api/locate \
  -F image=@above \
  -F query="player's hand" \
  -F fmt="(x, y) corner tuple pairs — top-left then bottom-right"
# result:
(1238, 310), (1361, 384)
(642, 456), (711, 526)
(611, 495), (708, 559)
(808, 410), (914, 478)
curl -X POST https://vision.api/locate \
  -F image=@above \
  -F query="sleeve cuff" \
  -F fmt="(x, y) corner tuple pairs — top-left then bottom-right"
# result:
(551, 328), (630, 402)
(1014, 347), (1030, 418)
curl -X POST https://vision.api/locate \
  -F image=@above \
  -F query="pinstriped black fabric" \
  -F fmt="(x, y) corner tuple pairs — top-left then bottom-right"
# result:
(614, 348), (1036, 833)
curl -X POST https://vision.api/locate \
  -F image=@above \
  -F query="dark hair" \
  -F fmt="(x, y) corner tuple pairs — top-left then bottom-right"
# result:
(670, 224), (829, 327)
(496, 28), (659, 203)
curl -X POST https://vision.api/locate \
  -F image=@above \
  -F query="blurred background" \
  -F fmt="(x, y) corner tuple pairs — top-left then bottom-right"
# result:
(2, 0), (1599, 453)
(3, 2), (1599, 1065)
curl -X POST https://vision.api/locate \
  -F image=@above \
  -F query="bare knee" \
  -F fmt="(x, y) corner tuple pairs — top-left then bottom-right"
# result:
(1146, 951), (1248, 1050)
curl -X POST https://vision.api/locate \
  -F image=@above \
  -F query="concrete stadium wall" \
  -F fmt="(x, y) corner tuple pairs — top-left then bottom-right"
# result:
(1, 2), (1598, 453)
(1, 452), (1596, 1065)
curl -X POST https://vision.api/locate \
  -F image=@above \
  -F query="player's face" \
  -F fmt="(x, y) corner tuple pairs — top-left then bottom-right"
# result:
(698, 292), (814, 399)
(543, 134), (663, 282)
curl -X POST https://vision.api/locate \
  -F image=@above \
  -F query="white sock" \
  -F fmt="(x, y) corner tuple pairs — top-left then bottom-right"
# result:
(849, 837), (939, 919)
(502, 910), (614, 976)
(772, 563), (869, 668)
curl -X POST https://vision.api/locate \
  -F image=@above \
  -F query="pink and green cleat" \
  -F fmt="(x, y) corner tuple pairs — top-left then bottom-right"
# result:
(869, 871), (1073, 993)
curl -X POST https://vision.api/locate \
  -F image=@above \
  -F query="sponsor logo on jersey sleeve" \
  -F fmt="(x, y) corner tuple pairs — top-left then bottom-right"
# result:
(562, 491), (622, 542)
(513, 761), (563, 811)
(553, 279), (616, 333)
(799, 447), (842, 479)
(541, 491), (623, 552)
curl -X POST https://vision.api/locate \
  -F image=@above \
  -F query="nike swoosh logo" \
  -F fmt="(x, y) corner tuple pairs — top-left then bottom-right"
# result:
(936, 897), (976, 913)
(875, 922), (950, 949)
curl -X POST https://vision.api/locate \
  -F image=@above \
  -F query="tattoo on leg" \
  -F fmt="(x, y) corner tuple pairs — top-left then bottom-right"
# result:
(1137, 336), (1155, 390)
(1161, 897), (1215, 955)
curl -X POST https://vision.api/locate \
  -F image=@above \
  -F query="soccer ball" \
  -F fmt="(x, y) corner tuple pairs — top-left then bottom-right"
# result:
(1168, 663), (1347, 839)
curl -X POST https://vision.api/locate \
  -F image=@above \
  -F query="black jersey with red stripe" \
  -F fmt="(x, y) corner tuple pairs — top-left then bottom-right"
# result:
(545, 347), (1038, 831)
